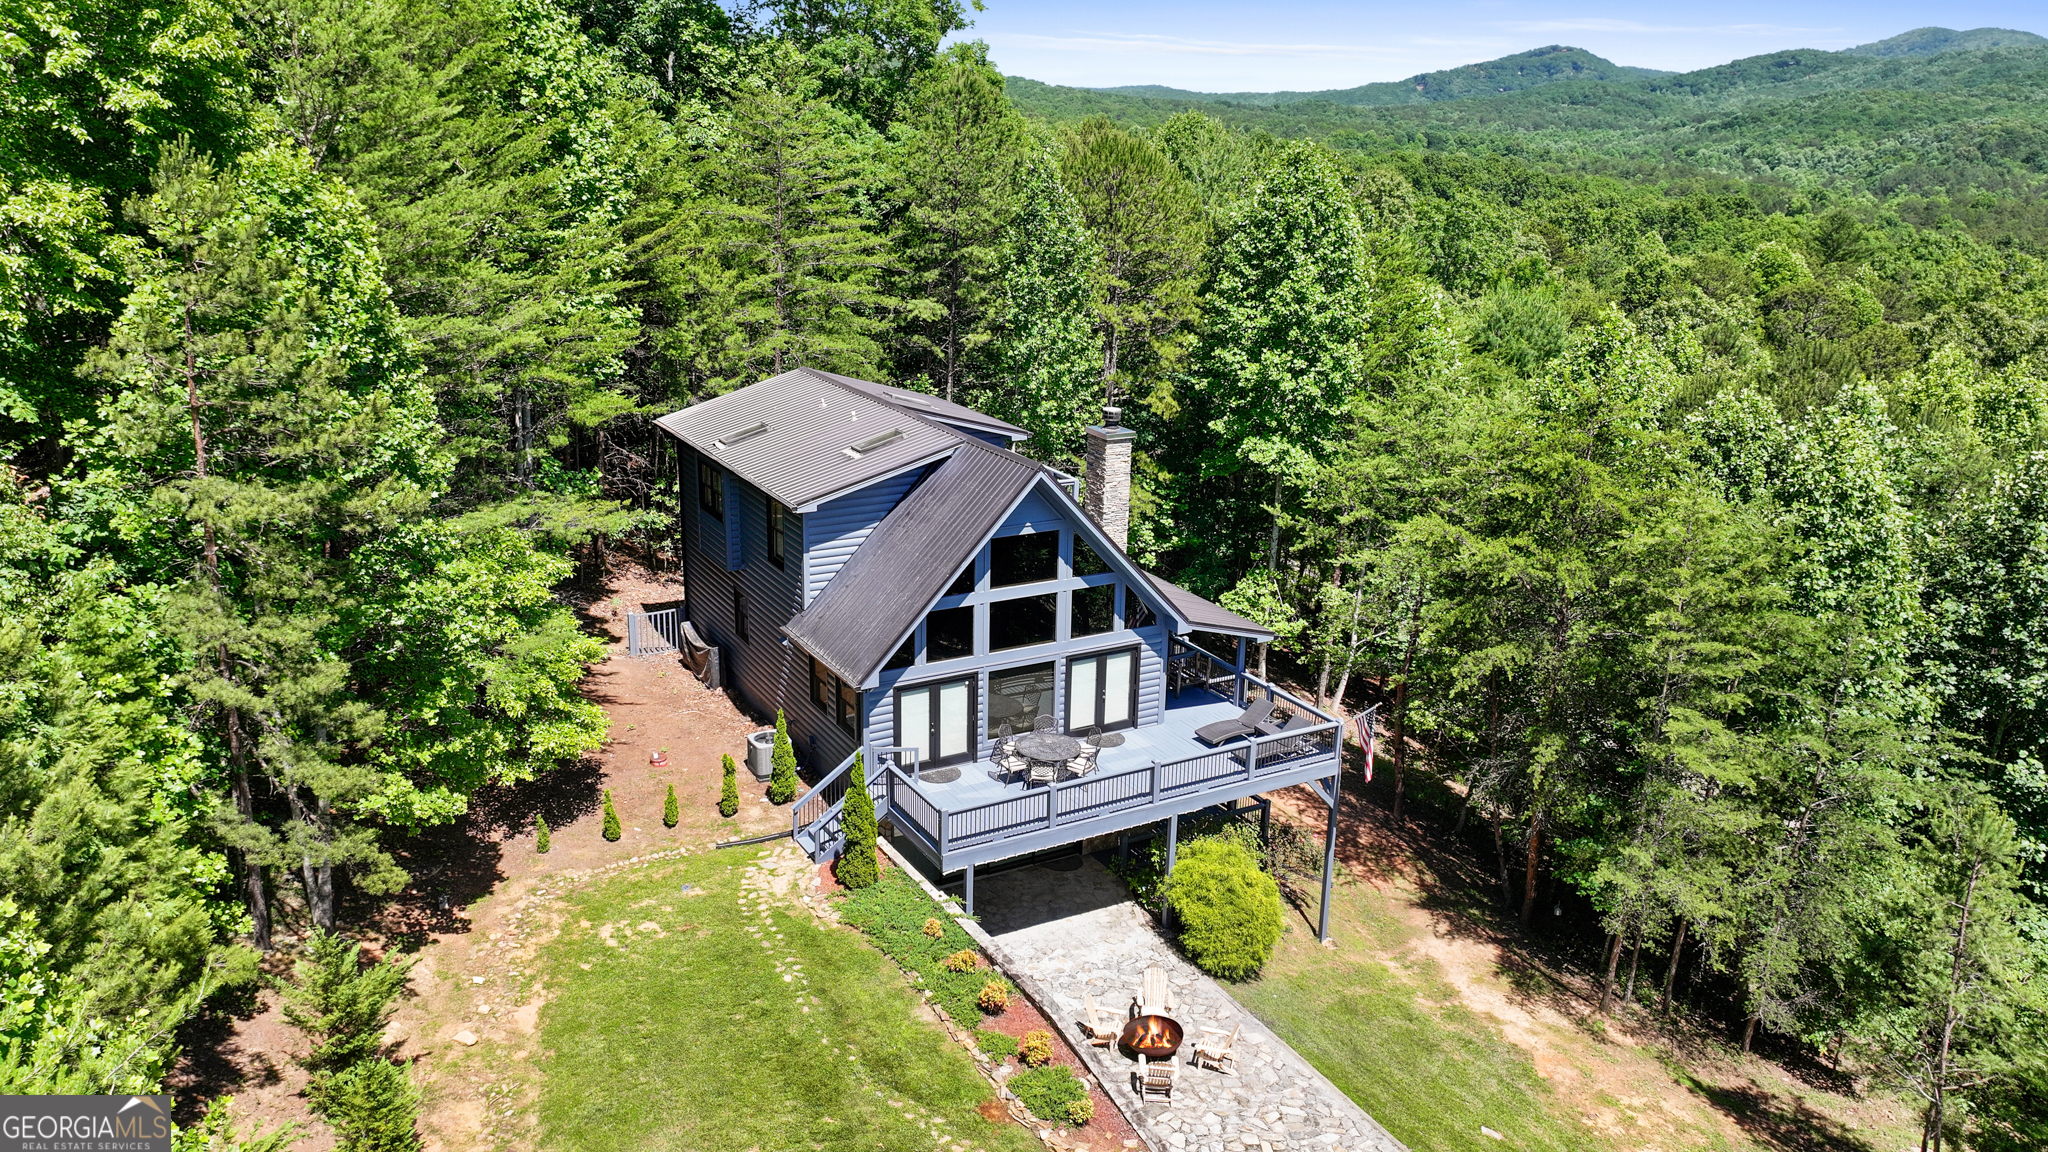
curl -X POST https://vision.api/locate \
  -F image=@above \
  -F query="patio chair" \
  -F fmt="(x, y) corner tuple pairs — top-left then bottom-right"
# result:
(1062, 744), (1099, 779)
(1032, 715), (1058, 732)
(1135, 1053), (1179, 1103)
(1079, 994), (1118, 1047)
(1137, 965), (1175, 1017)
(1192, 1023), (1240, 1075)
(1078, 724), (1102, 747)
(992, 747), (1029, 782)
(1193, 697), (1277, 746)
(1025, 758), (1058, 786)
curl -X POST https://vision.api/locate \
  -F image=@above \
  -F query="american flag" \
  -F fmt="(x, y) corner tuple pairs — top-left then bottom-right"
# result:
(1359, 711), (1376, 784)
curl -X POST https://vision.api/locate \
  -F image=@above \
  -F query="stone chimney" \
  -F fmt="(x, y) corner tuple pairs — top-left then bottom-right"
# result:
(1083, 406), (1136, 550)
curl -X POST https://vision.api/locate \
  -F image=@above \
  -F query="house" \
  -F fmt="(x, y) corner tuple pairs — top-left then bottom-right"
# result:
(654, 369), (1346, 915)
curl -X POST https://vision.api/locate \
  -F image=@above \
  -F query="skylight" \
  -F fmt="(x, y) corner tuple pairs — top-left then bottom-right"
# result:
(843, 429), (905, 457)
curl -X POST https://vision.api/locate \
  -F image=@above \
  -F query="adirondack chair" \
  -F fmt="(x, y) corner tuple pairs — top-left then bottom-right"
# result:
(1135, 1053), (1179, 1102)
(1079, 994), (1117, 1047)
(1136, 966), (1175, 1017)
(1192, 1023), (1241, 1075)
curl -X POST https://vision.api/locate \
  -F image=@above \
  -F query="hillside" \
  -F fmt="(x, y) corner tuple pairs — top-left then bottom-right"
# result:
(1844, 25), (2048, 57)
(1094, 45), (1668, 108)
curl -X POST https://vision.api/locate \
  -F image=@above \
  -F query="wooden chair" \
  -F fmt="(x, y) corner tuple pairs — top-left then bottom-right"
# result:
(1079, 994), (1117, 1047)
(1135, 1053), (1178, 1102)
(1137, 966), (1175, 1017)
(1192, 1023), (1240, 1075)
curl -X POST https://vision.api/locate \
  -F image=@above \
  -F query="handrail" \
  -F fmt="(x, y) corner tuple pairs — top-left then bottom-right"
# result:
(791, 747), (860, 844)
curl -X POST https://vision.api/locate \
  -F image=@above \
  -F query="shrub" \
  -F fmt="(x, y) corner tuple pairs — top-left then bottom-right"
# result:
(767, 710), (799, 803)
(314, 1058), (421, 1152)
(1008, 1065), (1086, 1127)
(662, 783), (678, 828)
(1162, 837), (1284, 980)
(837, 869), (999, 1022)
(1066, 1095), (1094, 1125)
(718, 754), (739, 818)
(977, 980), (1010, 1013)
(940, 949), (978, 973)
(834, 752), (878, 889)
(177, 1094), (296, 1152)
(278, 931), (414, 1075)
(922, 917), (944, 938)
(975, 1029), (1017, 1059)
(600, 789), (621, 841)
(534, 814), (550, 854)
(1018, 1029), (1053, 1067)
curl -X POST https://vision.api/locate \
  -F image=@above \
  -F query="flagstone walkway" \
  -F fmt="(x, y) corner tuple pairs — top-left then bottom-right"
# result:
(958, 858), (1406, 1152)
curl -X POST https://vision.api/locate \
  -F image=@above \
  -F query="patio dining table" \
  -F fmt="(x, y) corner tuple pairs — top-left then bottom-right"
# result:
(1013, 730), (1082, 769)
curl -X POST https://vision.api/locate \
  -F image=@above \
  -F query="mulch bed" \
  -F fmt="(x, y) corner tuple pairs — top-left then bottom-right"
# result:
(977, 986), (1143, 1151)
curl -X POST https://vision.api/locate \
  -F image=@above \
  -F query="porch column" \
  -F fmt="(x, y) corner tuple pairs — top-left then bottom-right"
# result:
(1162, 814), (1180, 927)
(1118, 831), (1130, 863)
(1318, 772), (1341, 944)
(1259, 796), (1272, 847)
(1233, 638), (1247, 706)
(964, 862), (975, 916)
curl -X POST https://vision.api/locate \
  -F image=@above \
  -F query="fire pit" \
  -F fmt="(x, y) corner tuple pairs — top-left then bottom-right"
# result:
(1118, 1013), (1184, 1058)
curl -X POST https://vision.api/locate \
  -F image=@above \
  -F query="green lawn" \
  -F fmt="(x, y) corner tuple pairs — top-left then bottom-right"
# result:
(535, 850), (1038, 1152)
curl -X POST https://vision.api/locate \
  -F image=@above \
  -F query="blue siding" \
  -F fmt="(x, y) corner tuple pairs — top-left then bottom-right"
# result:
(996, 489), (1065, 536)
(800, 467), (930, 607)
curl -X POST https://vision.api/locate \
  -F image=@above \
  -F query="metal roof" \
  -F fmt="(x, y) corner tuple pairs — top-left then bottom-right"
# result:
(1143, 574), (1278, 642)
(653, 369), (961, 511)
(783, 439), (1048, 686)
(808, 370), (1030, 442)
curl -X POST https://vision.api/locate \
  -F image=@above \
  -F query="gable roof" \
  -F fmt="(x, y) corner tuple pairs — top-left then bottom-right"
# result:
(652, 368), (959, 511)
(783, 438), (1047, 686)
(805, 370), (1029, 442)
(1143, 575), (1278, 643)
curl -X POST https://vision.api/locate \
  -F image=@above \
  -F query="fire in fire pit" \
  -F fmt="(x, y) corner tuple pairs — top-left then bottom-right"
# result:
(1118, 1013), (1184, 1057)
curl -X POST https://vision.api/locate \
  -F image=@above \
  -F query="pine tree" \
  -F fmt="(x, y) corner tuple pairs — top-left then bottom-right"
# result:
(719, 754), (740, 818)
(535, 814), (551, 853)
(278, 931), (414, 1077)
(768, 710), (799, 804)
(835, 752), (878, 889)
(663, 782), (679, 827)
(601, 789), (622, 841)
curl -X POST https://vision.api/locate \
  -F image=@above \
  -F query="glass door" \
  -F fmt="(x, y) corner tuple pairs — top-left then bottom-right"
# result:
(895, 676), (978, 767)
(1066, 648), (1137, 733)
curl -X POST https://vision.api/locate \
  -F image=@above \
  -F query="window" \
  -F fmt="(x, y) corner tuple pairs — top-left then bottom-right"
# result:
(926, 606), (974, 662)
(988, 663), (1055, 738)
(1123, 587), (1154, 630)
(733, 588), (749, 642)
(1068, 649), (1137, 733)
(989, 594), (1055, 650)
(767, 500), (786, 568)
(944, 564), (975, 597)
(895, 677), (977, 767)
(698, 459), (724, 518)
(991, 533), (1057, 587)
(885, 636), (916, 670)
(810, 656), (830, 708)
(1073, 583), (1115, 637)
(1073, 537), (1111, 577)
(836, 677), (859, 737)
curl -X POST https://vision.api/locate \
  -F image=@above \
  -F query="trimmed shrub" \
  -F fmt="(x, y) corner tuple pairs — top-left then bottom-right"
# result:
(921, 917), (944, 938)
(278, 931), (414, 1075)
(767, 710), (799, 804)
(1162, 837), (1284, 980)
(534, 814), (550, 854)
(315, 1058), (421, 1152)
(718, 754), (739, 818)
(1018, 1029), (1053, 1067)
(975, 1029), (1017, 1059)
(940, 949), (978, 973)
(601, 789), (621, 841)
(834, 752), (878, 889)
(1066, 1095), (1095, 1125)
(1008, 1065), (1086, 1127)
(662, 783), (678, 827)
(976, 980), (1010, 1013)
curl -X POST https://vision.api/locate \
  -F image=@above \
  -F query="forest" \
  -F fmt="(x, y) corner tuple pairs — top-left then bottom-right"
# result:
(2, 3), (2046, 1150)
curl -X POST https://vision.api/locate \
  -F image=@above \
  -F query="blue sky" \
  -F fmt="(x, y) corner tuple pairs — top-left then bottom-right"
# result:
(958, 2), (2046, 91)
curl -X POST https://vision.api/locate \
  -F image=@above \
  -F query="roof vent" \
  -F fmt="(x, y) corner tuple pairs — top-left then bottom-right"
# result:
(890, 390), (931, 406)
(844, 429), (905, 457)
(715, 422), (769, 449)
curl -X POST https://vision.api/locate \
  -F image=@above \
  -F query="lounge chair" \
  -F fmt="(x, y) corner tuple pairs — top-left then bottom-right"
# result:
(1192, 1023), (1240, 1075)
(1080, 994), (1118, 1047)
(1135, 1053), (1179, 1102)
(1193, 697), (1276, 746)
(1257, 711), (1318, 758)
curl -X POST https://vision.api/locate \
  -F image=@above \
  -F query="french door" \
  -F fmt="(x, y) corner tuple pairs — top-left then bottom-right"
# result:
(895, 676), (978, 767)
(1066, 648), (1137, 734)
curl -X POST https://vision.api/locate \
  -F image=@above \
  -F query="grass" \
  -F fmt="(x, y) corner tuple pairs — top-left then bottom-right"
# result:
(835, 869), (1011, 1025)
(535, 850), (1038, 1152)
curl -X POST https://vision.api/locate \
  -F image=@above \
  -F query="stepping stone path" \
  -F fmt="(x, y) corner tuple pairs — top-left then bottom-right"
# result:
(969, 860), (1406, 1152)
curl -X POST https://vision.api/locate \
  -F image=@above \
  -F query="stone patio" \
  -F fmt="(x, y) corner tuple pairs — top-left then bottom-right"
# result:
(955, 856), (1407, 1152)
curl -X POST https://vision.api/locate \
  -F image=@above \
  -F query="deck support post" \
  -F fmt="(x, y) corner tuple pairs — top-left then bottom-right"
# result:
(1118, 831), (1130, 863)
(1259, 796), (1272, 847)
(1318, 772), (1341, 944)
(963, 862), (975, 916)
(1162, 814), (1180, 927)
(1233, 638), (1247, 706)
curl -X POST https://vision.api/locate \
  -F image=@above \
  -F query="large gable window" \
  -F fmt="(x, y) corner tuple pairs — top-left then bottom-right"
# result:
(927, 606), (973, 662)
(988, 663), (1054, 738)
(1123, 587), (1155, 630)
(1073, 583), (1115, 637)
(896, 677), (976, 768)
(1073, 537), (1111, 577)
(990, 594), (1055, 650)
(991, 533), (1056, 587)
(1068, 649), (1137, 734)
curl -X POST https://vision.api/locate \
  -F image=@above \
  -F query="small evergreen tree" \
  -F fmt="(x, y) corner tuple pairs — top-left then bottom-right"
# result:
(278, 931), (414, 1077)
(767, 710), (799, 804)
(662, 782), (679, 827)
(315, 1058), (422, 1152)
(719, 754), (740, 817)
(535, 814), (550, 854)
(601, 789), (621, 841)
(835, 752), (878, 889)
